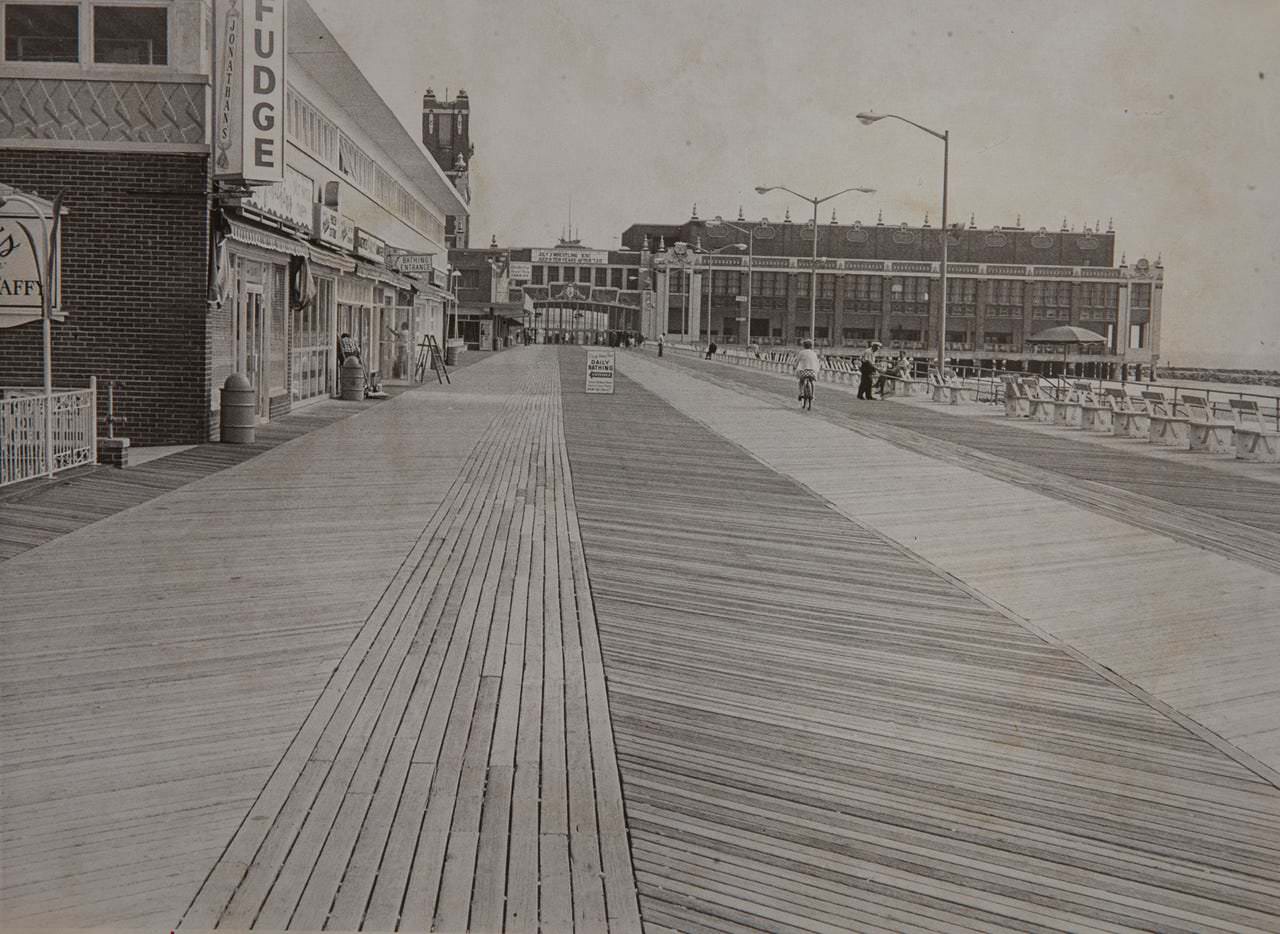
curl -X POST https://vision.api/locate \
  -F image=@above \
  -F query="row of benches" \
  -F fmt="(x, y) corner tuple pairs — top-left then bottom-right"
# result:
(1003, 378), (1280, 463)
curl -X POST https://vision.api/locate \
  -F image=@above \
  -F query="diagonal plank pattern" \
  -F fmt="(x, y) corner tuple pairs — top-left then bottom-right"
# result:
(631, 351), (1280, 772)
(559, 354), (1280, 933)
(180, 356), (639, 932)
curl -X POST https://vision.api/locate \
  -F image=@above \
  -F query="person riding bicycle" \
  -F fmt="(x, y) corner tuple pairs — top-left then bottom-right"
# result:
(794, 339), (821, 403)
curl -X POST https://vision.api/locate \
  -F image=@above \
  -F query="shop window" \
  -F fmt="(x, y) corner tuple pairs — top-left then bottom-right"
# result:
(594, 267), (608, 287)
(577, 266), (591, 283)
(531, 265), (544, 285)
(5, 4), (79, 61)
(610, 267), (623, 289)
(94, 5), (166, 64)
(459, 269), (481, 290)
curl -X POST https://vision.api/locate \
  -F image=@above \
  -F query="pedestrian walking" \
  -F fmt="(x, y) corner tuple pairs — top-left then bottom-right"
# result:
(704, 341), (717, 360)
(858, 341), (881, 400)
(657, 333), (665, 357)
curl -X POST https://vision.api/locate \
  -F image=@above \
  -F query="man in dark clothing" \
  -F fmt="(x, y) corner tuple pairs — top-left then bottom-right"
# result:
(857, 354), (879, 400)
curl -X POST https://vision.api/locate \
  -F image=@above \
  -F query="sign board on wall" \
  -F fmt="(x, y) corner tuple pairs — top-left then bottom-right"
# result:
(0, 204), (64, 328)
(532, 248), (609, 266)
(354, 228), (386, 264)
(585, 350), (616, 394)
(388, 253), (434, 276)
(243, 166), (313, 229)
(508, 261), (532, 281)
(214, 0), (287, 185)
(313, 204), (354, 252)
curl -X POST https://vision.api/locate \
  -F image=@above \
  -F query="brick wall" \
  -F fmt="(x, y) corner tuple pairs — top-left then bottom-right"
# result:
(0, 150), (211, 444)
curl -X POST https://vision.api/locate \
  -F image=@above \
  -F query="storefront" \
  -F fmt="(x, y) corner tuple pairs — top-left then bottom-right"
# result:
(213, 221), (297, 424)
(292, 248), (354, 406)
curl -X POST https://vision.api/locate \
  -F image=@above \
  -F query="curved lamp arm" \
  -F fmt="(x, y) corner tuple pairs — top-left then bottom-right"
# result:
(856, 111), (946, 142)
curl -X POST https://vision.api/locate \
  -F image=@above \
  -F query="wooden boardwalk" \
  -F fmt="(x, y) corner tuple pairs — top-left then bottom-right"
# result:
(3, 345), (1279, 932)
(562, 352), (1280, 932)
(620, 351), (1280, 775)
(0, 353), (493, 563)
(1, 351), (637, 932)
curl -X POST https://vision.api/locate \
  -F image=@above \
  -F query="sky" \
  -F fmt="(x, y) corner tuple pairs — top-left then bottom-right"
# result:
(311, 0), (1279, 370)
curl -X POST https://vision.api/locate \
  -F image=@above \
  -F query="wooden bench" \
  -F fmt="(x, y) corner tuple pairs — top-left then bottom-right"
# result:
(1180, 394), (1235, 455)
(1145, 391), (1190, 448)
(1229, 399), (1280, 463)
(1003, 378), (1031, 417)
(1023, 378), (1056, 424)
(928, 371), (963, 405)
(1107, 388), (1150, 438)
(1080, 384), (1113, 432)
(1055, 381), (1092, 429)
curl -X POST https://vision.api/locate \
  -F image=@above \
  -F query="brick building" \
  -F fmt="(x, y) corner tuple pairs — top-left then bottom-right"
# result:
(422, 88), (472, 250)
(1, 0), (466, 445)
(622, 208), (1163, 378)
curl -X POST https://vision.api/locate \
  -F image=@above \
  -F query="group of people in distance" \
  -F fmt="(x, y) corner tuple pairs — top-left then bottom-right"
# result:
(795, 339), (913, 406)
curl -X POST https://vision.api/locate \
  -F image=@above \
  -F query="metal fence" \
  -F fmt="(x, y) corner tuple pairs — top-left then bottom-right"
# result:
(1, 381), (98, 488)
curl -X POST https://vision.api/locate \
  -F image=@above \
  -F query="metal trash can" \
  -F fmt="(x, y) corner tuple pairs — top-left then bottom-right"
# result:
(446, 345), (458, 366)
(340, 357), (365, 401)
(220, 373), (255, 443)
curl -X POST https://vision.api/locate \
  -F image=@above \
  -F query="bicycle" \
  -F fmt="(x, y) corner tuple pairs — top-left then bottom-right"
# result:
(798, 372), (815, 411)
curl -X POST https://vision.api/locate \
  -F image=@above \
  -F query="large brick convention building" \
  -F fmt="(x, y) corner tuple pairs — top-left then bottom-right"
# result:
(623, 208), (1164, 378)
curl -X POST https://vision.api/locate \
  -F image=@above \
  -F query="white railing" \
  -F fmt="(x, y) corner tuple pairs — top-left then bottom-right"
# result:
(1, 381), (97, 488)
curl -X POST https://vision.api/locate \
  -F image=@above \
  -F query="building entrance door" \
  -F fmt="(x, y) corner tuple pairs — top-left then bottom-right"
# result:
(238, 286), (270, 420)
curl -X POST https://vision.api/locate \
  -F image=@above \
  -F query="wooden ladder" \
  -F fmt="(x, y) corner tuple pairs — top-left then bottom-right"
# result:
(415, 335), (451, 384)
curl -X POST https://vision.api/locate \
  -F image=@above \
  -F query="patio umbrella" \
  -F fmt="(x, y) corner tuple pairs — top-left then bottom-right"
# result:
(1029, 324), (1108, 387)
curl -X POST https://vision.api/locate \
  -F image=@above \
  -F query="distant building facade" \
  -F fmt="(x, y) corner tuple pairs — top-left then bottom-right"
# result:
(622, 208), (1163, 377)
(450, 238), (654, 347)
(0, 0), (466, 443)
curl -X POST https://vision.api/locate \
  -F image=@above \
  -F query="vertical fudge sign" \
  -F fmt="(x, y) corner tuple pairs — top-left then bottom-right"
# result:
(585, 350), (616, 394)
(215, 0), (286, 185)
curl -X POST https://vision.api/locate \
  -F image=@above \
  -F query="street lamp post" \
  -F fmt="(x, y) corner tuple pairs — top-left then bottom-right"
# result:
(856, 112), (950, 375)
(693, 241), (747, 347)
(754, 185), (874, 346)
(448, 268), (462, 342)
(705, 217), (760, 344)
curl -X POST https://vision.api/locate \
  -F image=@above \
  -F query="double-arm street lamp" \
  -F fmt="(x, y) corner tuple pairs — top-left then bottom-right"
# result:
(754, 185), (875, 346)
(856, 112), (950, 374)
(705, 216), (761, 344)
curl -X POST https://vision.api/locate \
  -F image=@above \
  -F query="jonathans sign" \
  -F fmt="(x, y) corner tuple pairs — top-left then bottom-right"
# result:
(215, 0), (287, 185)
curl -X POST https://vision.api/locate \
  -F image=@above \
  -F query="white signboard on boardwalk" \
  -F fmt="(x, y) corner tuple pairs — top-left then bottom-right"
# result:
(585, 350), (616, 394)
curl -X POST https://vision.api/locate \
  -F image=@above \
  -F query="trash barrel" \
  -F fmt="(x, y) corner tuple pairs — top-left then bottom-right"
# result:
(220, 373), (255, 443)
(340, 357), (365, 401)
(446, 345), (458, 366)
